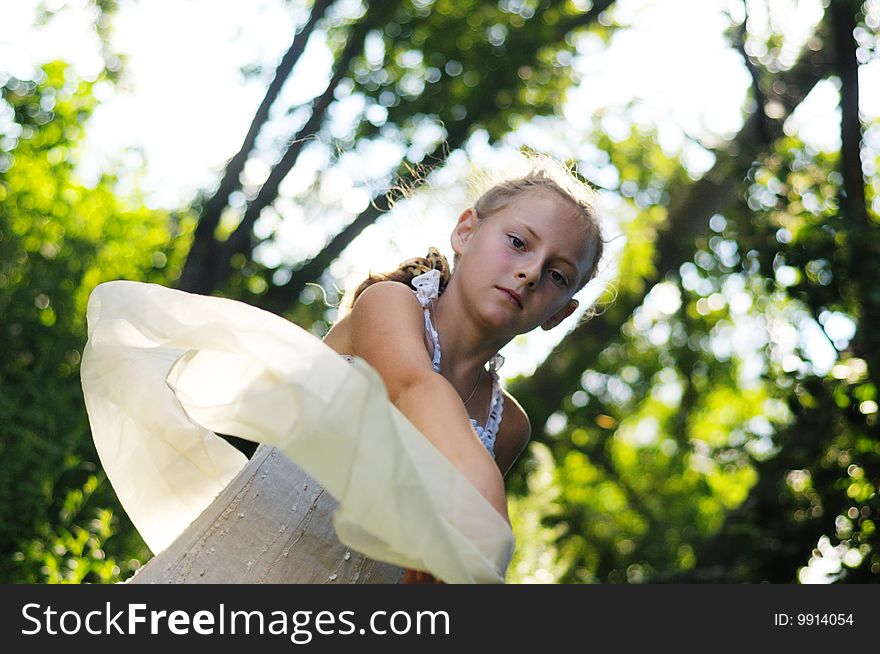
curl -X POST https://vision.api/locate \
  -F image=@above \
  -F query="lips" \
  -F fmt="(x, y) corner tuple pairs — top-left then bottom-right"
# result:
(497, 287), (522, 309)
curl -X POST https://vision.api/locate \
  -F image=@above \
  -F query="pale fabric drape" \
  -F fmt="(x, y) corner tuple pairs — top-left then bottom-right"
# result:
(80, 281), (514, 584)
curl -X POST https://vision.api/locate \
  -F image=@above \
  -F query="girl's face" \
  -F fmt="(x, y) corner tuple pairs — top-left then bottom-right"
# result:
(451, 188), (596, 335)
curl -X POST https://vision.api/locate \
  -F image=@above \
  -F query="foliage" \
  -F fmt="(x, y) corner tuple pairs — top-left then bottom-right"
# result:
(179, 0), (614, 304)
(346, 0), (602, 145)
(5, 1), (879, 585)
(0, 61), (192, 581)
(507, 16), (879, 580)
(14, 472), (131, 584)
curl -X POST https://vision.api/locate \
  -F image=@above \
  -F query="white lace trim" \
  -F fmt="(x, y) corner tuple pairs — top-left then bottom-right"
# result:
(410, 271), (504, 458)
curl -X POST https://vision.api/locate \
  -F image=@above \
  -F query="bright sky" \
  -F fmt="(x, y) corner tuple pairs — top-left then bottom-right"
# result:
(3, 0), (876, 583)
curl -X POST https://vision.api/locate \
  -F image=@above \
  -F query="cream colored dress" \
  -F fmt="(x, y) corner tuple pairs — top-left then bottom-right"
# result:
(80, 281), (514, 584)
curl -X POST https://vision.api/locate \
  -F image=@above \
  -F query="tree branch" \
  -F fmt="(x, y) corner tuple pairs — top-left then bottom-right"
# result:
(253, 3), (618, 315)
(255, 122), (470, 314)
(178, 0), (334, 293)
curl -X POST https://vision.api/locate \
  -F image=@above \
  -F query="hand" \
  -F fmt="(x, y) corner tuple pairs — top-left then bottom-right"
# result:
(403, 568), (444, 584)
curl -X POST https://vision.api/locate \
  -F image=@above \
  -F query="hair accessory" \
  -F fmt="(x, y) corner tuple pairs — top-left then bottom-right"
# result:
(399, 247), (451, 295)
(410, 269), (441, 308)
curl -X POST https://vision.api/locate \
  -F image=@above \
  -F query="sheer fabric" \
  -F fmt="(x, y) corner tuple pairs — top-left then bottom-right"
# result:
(80, 281), (514, 584)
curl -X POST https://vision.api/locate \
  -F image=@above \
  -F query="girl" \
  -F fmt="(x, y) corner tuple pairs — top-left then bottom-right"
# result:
(323, 154), (604, 578)
(80, 154), (603, 584)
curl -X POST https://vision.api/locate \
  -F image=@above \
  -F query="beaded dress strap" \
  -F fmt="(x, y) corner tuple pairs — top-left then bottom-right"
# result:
(410, 269), (442, 373)
(410, 271), (505, 458)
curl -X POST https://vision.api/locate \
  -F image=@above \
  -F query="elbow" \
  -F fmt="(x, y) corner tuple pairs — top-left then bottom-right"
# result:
(386, 368), (510, 525)
(490, 482), (511, 526)
(470, 457), (510, 525)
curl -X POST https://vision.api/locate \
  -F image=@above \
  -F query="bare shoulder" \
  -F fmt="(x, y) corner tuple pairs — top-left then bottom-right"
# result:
(349, 282), (425, 344)
(348, 281), (434, 400)
(351, 280), (425, 317)
(327, 282), (418, 350)
(494, 390), (531, 477)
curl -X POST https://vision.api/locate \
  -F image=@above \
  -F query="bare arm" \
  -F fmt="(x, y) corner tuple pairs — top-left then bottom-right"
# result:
(349, 281), (509, 525)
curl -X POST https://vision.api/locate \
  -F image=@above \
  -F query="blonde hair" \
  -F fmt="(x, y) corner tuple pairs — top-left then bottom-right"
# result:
(349, 153), (603, 308)
(467, 153), (603, 290)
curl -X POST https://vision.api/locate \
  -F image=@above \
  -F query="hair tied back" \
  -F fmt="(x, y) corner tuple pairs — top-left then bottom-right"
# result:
(349, 246), (452, 309)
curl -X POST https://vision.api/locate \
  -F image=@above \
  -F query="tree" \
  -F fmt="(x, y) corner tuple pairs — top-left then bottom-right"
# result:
(177, 0), (616, 314)
(8, 0), (878, 584)
(506, 0), (879, 583)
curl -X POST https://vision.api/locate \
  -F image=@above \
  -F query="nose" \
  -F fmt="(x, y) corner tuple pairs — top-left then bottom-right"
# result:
(516, 267), (538, 288)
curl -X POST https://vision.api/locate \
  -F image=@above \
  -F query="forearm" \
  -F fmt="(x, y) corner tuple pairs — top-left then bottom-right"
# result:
(393, 373), (510, 525)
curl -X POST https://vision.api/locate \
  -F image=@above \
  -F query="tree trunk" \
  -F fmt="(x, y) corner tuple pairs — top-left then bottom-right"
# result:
(830, 0), (879, 375)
